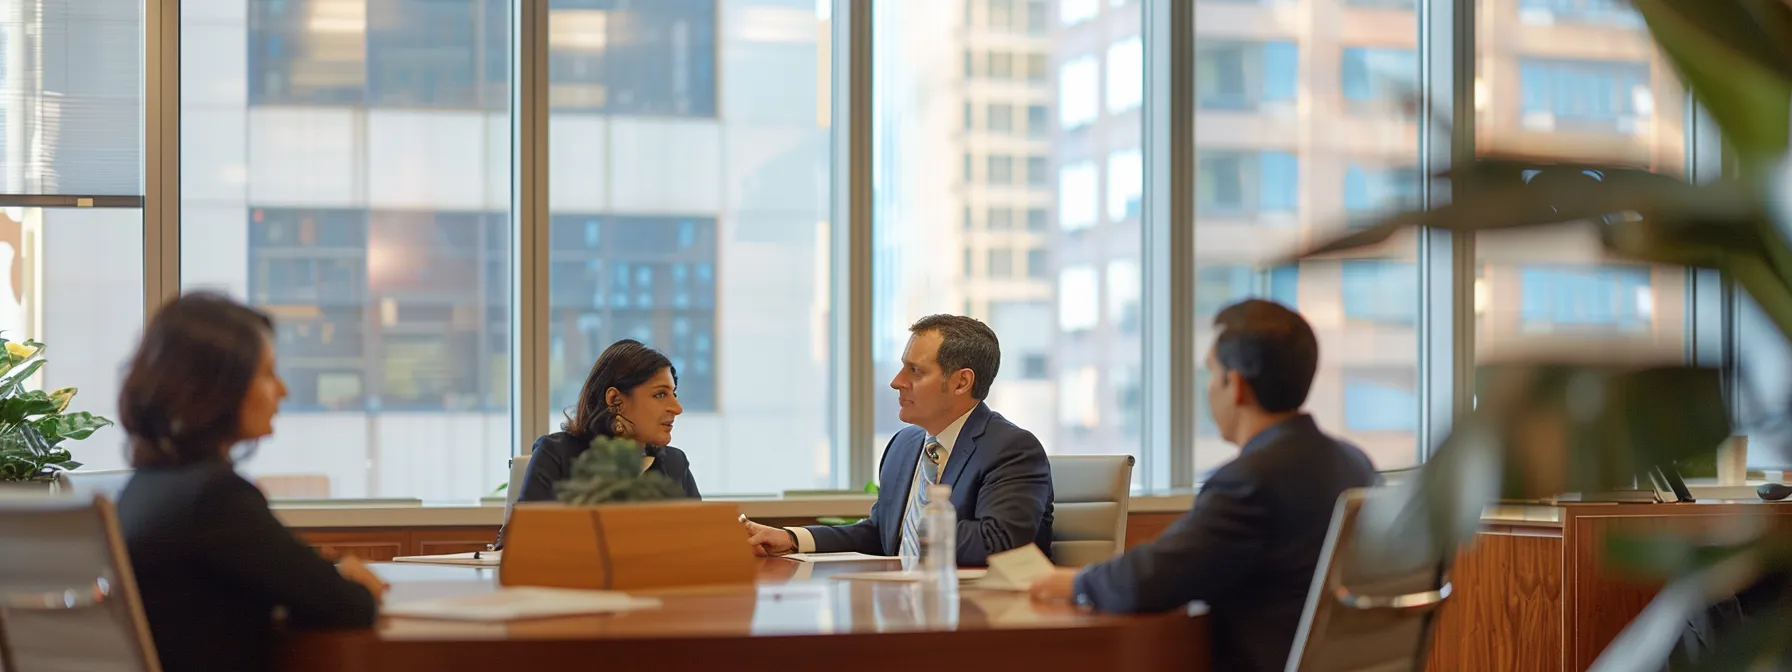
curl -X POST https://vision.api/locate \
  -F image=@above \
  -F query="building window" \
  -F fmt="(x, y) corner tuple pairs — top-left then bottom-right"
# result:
(1059, 55), (1100, 129)
(1268, 264), (1300, 308)
(964, 207), (976, 231)
(1059, 265), (1100, 332)
(964, 50), (977, 78)
(1342, 260), (1418, 325)
(1197, 150), (1299, 215)
(1027, 104), (1051, 137)
(1028, 155), (1051, 186)
(989, 208), (1015, 231)
(1059, 161), (1100, 231)
(1022, 354), (1049, 379)
(988, 51), (1015, 79)
(1519, 58), (1653, 133)
(1108, 149), (1143, 221)
(365, 0), (510, 109)
(545, 0), (719, 116)
(1195, 265), (1255, 317)
(1026, 53), (1050, 82)
(1106, 37), (1143, 113)
(1196, 40), (1297, 110)
(988, 103), (1014, 133)
(1108, 259), (1141, 334)
(1344, 369), (1418, 432)
(1027, 0), (1051, 34)
(1344, 163), (1421, 214)
(1340, 47), (1417, 107)
(988, 154), (1016, 185)
(1346, 0), (1418, 8)
(989, 248), (1015, 278)
(1518, 0), (1641, 25)
(1060, 0), (1099, 25)
(1518, 265), (1654, 331)
(1027, 208), (1050, 232)
(1028, 248), (1051, 279)
(989, 0), (1016, 30)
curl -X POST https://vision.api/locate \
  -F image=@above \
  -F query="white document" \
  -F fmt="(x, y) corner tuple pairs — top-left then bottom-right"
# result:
(778, 551), (889, 563)
(979, 544), (1055, 592)
(828, 568), (988, 583)
(381, 586), (660, 622)
(391, 551), (500, 567)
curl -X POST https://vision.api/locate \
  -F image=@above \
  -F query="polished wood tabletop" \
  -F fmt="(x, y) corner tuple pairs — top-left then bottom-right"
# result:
(276, 558), (1209, 671)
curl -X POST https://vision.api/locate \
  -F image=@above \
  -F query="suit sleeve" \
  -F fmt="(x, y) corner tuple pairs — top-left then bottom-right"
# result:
(196, 475), (378, 628)
(1073, 466), (1267, 612)
(955, 431), (1052, 566)
(799, 433), (899, 555)
(681, 467), (702, 499)
(515, 441), (567, 503)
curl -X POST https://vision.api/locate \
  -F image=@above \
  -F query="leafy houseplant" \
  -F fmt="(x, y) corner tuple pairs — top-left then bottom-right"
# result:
(553, 435), (683, 505)
(1285, 1), (1792, 667)
(0, 338), (112, 484)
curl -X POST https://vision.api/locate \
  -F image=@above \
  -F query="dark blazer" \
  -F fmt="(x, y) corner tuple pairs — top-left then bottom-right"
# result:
(1073, 414), (1380, 672)
(804, 402), (1054, 566)
(117, 458), (378, 672)
(494, 432), (701, 549)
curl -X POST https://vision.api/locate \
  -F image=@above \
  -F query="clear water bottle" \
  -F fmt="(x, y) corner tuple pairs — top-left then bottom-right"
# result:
(916, 484), (957, 589)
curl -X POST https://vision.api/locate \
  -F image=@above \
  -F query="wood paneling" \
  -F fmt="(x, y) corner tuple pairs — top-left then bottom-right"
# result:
(413, 527), (502, 556)
(1125, 511), (1181, 549)
(301, 531), (407, 562)
(1427, 531), (1563, 672)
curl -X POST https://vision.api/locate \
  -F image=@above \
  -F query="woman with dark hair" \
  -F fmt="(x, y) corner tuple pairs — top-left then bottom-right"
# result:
(114, 293), (382, 672)
(495, 339), (698, 545)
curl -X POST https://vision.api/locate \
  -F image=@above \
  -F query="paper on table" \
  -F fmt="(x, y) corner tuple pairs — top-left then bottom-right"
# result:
(391, 551), (500, 567)
(828, 569), (988, 583)
(979, 544), (1055, 592)
(778, 551), (889, 563)
(381, 586), (660, 622)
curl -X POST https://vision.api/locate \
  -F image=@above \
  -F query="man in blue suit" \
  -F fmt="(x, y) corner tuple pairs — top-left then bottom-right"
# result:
(744, 314), (1053, 566)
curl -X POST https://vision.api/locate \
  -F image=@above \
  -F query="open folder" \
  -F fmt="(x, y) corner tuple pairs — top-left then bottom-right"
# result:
(381, 586), (660, 622)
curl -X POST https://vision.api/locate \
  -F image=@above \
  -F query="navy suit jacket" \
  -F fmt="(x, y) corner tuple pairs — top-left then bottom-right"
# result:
(1073, 414), (1380, 672)
(804, 402), (1054, 566)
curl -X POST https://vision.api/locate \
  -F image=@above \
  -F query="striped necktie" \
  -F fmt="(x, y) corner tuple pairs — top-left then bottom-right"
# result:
(898, 436), (945, 565)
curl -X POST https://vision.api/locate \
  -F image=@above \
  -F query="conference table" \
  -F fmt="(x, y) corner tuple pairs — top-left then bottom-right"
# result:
(276, 557), (1210, 671)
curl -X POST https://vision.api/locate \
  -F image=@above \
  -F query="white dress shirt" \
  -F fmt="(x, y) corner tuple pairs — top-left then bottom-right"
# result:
(787, 405), (977, 553)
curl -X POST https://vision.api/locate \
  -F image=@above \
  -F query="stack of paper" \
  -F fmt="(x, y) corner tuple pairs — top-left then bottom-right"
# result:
(381, 586), (661, 622)
(391, 551), (500, 567)
(828, 568), (989, 583)
(777, 551), (888, 563)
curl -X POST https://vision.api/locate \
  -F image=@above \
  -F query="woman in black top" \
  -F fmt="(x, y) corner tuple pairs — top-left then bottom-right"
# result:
(115, 293), (382, 672)
(496, 339), (700, 547)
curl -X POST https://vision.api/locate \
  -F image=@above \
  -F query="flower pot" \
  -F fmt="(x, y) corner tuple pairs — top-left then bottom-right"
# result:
(0, 479), (56, 495)
(499, 500), (757, 592)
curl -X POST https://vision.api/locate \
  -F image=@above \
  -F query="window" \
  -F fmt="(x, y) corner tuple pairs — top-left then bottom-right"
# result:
(1027, 208), (1050, 232)
(1518, 58), (1653, 133)
(1196, 41), (1297, 110)
(546, 0), (718, 116)
(1027, 105), (1051, 137)
(1342, 261), (1419, 324)
(1027, 53), (1050, 82)
(989, 0), (1016, 30)
(1028, 156), (1051, 187)
(989, 208), (1015, 231)
(1059, 266), (1100, 332)
(1196, 151), (1299, 215)
(1028, 249), (1051, 279)
(1195, 266), (1256, 317)
(367, 0), (510, 109)
(989, 248), (1015, 278)
(1346, 0), (1418, 8)
(1108, 149), (1143, 221)
(1518, 266), (1653, 331)
(989, 51), (1015, 79)
(1106, 37), (1143, 113)
(1059, 56), (1100, 128)
(965, 102), (976, 130)
(1060, 0), (1098, 25)
(1341, 47), (1417, 106)
(1268, 265), (1300, 307)
(1027, 0), (1051, 34)
(1518, 0), (1641, 26)
(1344, 163), (1421, 213)
(989, 103), (1014, 133)
(988, 155), (1016, 185)
(1108, 260), (1141, 334)
(1344, 370), (1419, 432)
(1059, 161), (1100, 231)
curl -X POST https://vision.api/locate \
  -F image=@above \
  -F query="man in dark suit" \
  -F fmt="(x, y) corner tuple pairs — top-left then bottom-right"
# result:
(744, 314), (1054, 566)
(1030, 299), (1379, 672)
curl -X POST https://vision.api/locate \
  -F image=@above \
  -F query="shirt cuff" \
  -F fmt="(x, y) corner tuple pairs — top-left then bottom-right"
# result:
(786, 526), (817, 554)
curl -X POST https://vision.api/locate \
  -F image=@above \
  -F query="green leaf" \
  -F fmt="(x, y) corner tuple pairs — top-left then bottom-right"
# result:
(0, 359), (46, 395)
(552, 435), (684, 505)
(34, 412), (111, 443)
(863, 480), (879, 494)
(49, 460), (81, 471)
(1631, 0), (1792, 171)
(0, 390), (62, 424)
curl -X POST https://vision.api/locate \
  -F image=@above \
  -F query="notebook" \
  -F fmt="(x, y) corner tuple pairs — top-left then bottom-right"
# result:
(391, 550), (500, 567)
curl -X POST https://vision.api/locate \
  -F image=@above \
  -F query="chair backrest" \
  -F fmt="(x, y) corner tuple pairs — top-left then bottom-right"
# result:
(1047, 454), (1134, 567)
(505, 455), (529, 520)
(0, 495), (160, 672)
(1284, 488), (1451, 672)
(53, 468), (136, 502)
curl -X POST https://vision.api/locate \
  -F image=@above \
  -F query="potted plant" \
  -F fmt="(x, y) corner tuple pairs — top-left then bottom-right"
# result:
(499, 435), (756, 591)
(0, 337), (112, 491)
